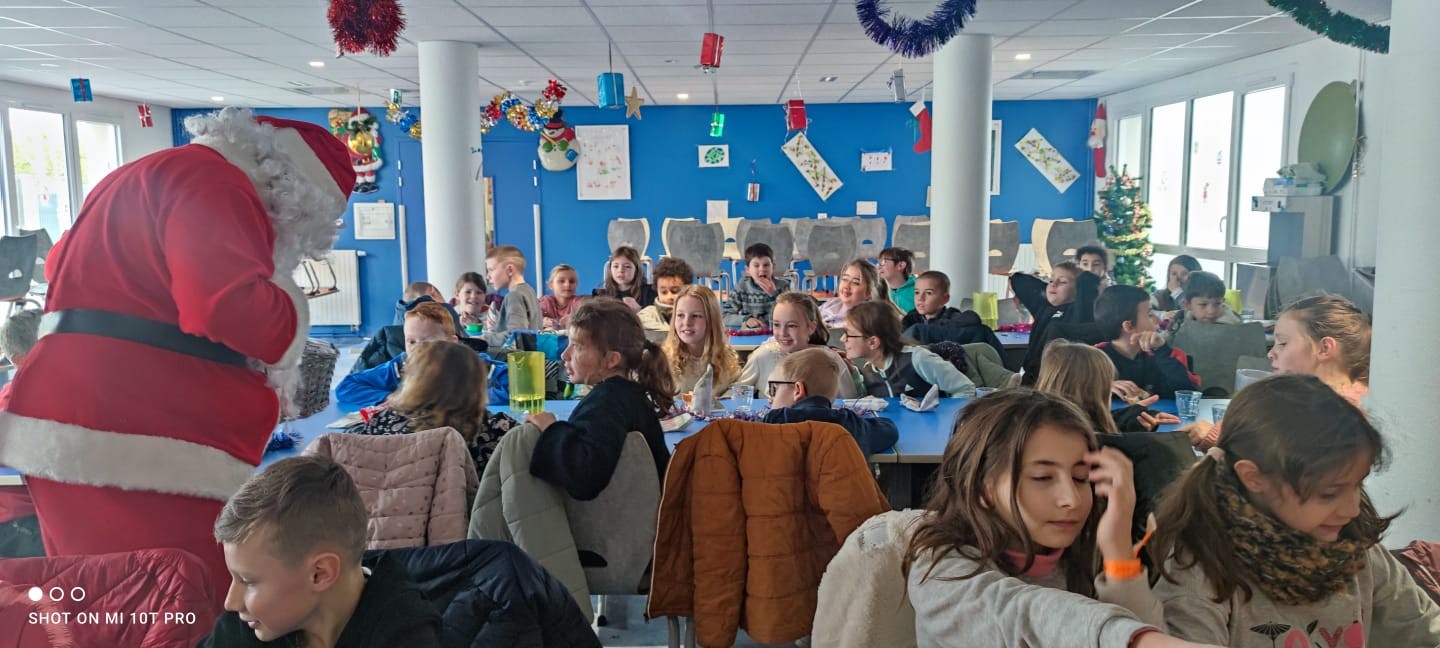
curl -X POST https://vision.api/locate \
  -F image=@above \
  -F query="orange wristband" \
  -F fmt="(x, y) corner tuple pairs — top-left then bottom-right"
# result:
(1105, 558), (1143, 581)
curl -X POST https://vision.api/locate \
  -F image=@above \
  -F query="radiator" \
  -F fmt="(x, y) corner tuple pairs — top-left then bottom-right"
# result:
(298, 249), (362, 327)
(984, 244), (1038, 295)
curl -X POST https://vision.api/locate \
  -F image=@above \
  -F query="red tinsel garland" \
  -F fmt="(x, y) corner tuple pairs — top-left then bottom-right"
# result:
(328, 0), (406, 57)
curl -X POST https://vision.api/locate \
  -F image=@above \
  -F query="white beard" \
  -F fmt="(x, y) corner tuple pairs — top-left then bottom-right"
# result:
(184, 107), (345, 417)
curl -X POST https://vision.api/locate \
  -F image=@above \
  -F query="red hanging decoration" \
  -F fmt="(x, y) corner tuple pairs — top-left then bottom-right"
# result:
(700, 33), (725, 69)
(328, 0), (406, 57)
(785, 99), (807, 132)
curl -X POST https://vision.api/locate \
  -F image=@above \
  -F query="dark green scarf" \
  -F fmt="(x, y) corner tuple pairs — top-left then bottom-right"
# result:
(1215, 469), (1371, 605)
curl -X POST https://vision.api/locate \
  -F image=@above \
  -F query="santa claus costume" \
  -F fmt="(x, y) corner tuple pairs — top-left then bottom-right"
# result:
(0, 108), (354, 602)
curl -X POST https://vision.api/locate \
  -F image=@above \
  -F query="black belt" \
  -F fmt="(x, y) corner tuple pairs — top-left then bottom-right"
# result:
(40, 309), (248, 368)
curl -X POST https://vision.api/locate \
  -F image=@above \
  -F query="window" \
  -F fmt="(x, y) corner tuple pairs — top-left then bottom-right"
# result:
(1147, 102), (1187, 246)
(1236, 86), (1287, 249)
(75, 120), (120, 204)
(1114, 114), (1143, 179)
(8, 108), (71, 237)
(1185, 92), (1234, 251)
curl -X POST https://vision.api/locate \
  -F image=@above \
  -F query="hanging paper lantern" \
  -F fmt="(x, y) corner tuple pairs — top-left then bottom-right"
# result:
(598, 72), (624, 108)
(785, 99), (807, 132)
(328, 0), (405, 56)
(700, 33), (725, 69)
(709, 112), (725, 137)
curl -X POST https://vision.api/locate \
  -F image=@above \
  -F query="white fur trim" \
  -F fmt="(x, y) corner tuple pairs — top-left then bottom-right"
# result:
(0, 412), (255, 501)
(272, 273), (308, 370)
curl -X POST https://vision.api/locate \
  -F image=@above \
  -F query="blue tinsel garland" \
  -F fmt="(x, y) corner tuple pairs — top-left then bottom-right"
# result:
(855, 0), (978, 59)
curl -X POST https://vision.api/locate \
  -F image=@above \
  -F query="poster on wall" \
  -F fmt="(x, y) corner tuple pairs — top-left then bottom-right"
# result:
(1014, 127), (1079, 193)
(353, 201), (395, 240)
(781, 132), (843, 200)
(698, 144), (729, 168)
(576, 125), (632, 200)
(860, 149), (892, 172)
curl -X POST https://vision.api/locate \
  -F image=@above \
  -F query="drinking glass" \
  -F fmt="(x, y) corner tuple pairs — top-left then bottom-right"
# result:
(1211, 403), (1229, 423)
(974, 387), (998, 398)
(1175, 390), (1202, 421)
(507, 351), (546, 414)
(1234, 369), (1271, 394)
(731, 384), (755, 410)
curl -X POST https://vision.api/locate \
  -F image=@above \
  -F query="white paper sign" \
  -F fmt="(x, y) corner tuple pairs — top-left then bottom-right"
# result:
(856, 200), (878, 216)
(353, 201), (395, 240)
(860, 149), (892, 172)
(576, 125), (632, 200)
(698, 144), (729, 168)
(1014, 127), (1079, 193)
(706, 200), (729, 222)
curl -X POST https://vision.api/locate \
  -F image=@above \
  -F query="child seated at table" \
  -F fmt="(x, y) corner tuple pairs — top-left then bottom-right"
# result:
(736, 291), (860, 398)
(350, 340), (517, 479)
(762, 347), (897, 456)
(1075, 244), (1112, 287)
(395, 280), (464, 337)
(592, 245), (656, 310)
(664, 284), (740, 398)
(482, 244), (542, 348)
(451, 272), (493, 330)
(539, 264), (585, 331)
(1094, 286), (1199, 401)
(725, 243), (790, 329)
(0, 309), (41, 558)
(1162, 271), (1240, 342)
(1011, 261), (1101, 385)
(200, 456), (442, 647)
(820, 258), (888, 328)
(639, 257), (694, 332)
(336, 303), (458, 412)
(1152, 255), (1202, 312)
(1182, 293), (1370, 451)
(906, 389), (1204, 648)
(878, 247), (917, 313)
(843, 301), (975, 398)
(901, 270), (1007, 359)
(526, 300), (675, 500)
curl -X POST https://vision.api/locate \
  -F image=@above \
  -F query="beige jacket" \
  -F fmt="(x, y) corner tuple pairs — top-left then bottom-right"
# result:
(305, 427), (477, 550)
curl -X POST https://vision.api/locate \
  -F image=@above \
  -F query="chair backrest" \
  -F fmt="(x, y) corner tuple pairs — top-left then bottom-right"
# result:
(891, 222), (930, 272)
(1171, 321), (1269, 393)
(851, 217), (888, 259)
(786, 218), (818, 259)
(738, 220), (795, 272)
(988, 220), (1021, 275)
(664, 220), (724, 277)
(806, 221), (860, 276)
(661, 217), (700, 257)
(607, 218), (651, 258)
(16, 228), (52, 285)
(0, 235), (39, 300)
(564, 431), (660, 595)
(890, 215), (928, 245)
(1032, 218), (1094, 276)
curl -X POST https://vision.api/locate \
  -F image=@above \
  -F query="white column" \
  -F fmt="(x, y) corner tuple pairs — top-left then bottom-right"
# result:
(1366, 0), (1440, 545)
(418, 41), (483, 285)
(929, 33), (993, 296)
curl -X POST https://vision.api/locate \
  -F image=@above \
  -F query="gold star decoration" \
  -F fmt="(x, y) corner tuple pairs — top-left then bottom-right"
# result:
(625, 86), (644, 120)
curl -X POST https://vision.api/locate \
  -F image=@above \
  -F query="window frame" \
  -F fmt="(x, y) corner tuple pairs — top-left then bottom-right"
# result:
(0, 97), (127, 235)
(74, 117), (124, 204)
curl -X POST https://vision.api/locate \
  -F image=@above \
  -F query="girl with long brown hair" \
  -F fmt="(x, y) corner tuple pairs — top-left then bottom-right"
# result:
(662, 284), (740, 397)
(526, 299), (676, 500)
(819, 258), (890, 328)
(591, 245), (657, 310)
(905, 389), (1205, 647)
(735, 291), (860, 398)
(1150, 374), (1439, 646)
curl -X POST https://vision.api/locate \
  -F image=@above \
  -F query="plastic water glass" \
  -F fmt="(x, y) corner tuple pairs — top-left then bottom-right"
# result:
(1234, 369), (1271, 394)
(974, 387), (998, 399)
(1175, 390), (1202, 421)
(507, 351), (546, 414)
(731, 384), (755, 410)
(1212, 403), (1229, 423)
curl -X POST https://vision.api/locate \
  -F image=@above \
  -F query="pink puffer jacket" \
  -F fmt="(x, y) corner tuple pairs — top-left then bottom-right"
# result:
(306, 427), (478, 549)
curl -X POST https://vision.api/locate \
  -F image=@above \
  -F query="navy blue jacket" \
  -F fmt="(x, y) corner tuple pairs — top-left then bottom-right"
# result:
(762, 395), (899, 456)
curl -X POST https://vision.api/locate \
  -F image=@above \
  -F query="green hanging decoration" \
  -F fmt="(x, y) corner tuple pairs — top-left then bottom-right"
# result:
(1093, 166), (1155, 291)
(1266, 0), (1389, 54)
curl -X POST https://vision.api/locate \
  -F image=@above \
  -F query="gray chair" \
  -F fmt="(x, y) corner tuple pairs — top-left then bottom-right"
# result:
(989, 220), (1021, 275)
(1033, 219), (1095, 276)
(607, 218), (654, 280)
(804, 221), (859, 292)
(892, 222), (931, 272)
(1171, 321), (1269, 394)
(664, 220), (728, 292)
(0, 235), (39, 316)
(852, 217), (888, 260)
(891, 215), (929, 246)
(785, 218), (817, 262)
(736, 220), (796, 284)
(565, 432), (660, 629)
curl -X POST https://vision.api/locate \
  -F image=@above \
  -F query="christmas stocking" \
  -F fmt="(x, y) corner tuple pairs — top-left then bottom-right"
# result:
(910, 100), (932, 154)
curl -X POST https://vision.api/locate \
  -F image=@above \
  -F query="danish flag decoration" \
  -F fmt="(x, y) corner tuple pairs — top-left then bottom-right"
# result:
(137, 104), (153, 128)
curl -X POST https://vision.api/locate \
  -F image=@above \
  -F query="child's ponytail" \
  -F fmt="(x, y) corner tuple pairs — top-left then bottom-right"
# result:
(1150, 450), (1243, 601)
(569, 298), (675, 416)
(636, 338), (677, 417)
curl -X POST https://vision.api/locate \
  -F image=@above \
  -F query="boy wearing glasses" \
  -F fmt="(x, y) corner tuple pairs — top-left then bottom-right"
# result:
(760, 348), (898, 457)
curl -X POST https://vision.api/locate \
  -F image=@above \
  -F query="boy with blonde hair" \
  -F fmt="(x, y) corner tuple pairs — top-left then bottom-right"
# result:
(199, 456), (440, 646)
(761, 347), (898, 456)
(483, 245), (542, 347)
(394, 281), (463, 335)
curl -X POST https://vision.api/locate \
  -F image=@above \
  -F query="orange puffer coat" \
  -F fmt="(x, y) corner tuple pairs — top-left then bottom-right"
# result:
(647, 419), (891, 647)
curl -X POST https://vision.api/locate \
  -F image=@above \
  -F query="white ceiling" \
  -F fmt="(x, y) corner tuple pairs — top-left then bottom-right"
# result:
(0, 0), (1391, 108)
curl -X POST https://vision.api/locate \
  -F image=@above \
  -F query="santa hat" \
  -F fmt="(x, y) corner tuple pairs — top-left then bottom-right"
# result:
(254, 116), (355, 203)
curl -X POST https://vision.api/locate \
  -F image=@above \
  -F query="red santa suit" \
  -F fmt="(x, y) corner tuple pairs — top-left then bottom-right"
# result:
(0, 110), (354, 602)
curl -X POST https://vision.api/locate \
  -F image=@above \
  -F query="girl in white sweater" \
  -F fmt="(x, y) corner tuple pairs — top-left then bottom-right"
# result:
(735, 292), (859, 398)
(905, 389), (1213, 648)
(1150, 373), (1440, 647)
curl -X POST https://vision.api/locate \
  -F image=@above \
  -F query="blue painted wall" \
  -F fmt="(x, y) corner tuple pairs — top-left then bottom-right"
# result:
(173, 98), (1095, 334)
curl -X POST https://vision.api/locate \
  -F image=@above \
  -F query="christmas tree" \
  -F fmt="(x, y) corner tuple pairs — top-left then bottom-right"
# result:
(1093, 165), (1155, 291)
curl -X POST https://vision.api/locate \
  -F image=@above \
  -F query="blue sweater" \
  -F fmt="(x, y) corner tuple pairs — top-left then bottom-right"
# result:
(761, 395), (899, 455)
(335, 353), (404, 412)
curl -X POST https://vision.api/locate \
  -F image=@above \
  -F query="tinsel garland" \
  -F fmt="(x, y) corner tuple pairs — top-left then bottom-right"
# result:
(328, 0), (405, 56)
(855, 0), (978, 59)
(481, 80), (567, 134)
(1093, 165), (1155, 291)
(1266, 0), (1389, 54)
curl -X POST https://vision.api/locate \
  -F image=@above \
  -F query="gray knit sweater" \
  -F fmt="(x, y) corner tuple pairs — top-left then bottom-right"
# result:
(481, 282), (542, 348)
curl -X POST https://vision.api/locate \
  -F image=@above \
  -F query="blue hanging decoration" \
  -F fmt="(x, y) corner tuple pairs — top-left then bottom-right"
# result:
(598, 72), (625, 108)
(855, 0), (978, 59)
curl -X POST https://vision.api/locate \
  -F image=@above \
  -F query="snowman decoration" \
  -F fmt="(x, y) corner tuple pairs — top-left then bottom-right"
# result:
(538, 110), (581, 172)
(345, 108), (383, 192)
